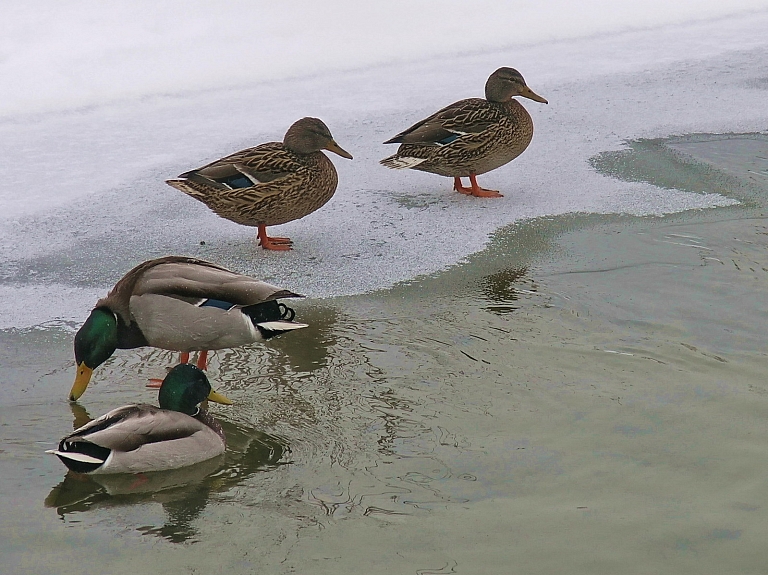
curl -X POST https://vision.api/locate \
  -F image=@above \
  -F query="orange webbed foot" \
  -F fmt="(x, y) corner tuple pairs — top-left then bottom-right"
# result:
(257, 225), (293, 250)
(453, 175), (504, 198)
(453, 178), (474, 195)
(471, 188), (503, 198)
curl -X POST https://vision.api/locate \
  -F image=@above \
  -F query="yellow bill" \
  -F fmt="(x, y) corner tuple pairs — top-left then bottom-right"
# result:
(207, 388), (233, 405)
(69, 363), (93, 402)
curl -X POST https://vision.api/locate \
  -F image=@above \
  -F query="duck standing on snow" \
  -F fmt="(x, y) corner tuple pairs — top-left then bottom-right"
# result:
(166, 117), (353, 250)
(49, 364), (232, 474)
(70, 255), (307, 401)
(381, 67), (547, 197)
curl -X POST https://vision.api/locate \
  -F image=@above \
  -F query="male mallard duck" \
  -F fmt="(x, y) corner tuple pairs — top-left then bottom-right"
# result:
(70, 255), (307, 401)
(166, 117), (353, 250)
(381, 67), (547, 197)
(49, 364), (232, 474)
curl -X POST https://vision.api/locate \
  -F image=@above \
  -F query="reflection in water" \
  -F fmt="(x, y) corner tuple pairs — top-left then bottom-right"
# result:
(45, 404), (289, 543)
(481, 266), (531, 314)
(263, 303), (339, 374)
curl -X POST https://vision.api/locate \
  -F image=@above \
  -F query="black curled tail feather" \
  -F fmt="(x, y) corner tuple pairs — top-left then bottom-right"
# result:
(242, 300), (296, 324)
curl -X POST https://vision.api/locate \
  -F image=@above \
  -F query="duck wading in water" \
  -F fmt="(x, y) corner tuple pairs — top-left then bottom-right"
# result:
(166, 117), (353, 250)
(381, 67), (547, 197)
(49, 364), (232, 474)
(70, 256), (307, 401)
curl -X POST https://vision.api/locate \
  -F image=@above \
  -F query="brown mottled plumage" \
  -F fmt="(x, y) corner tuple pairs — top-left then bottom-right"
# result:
(381, 67), (547, 198)
(167, 117), (353, 250)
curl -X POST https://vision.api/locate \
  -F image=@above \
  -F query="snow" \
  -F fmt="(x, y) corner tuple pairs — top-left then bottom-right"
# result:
(1, 2), (767, 328)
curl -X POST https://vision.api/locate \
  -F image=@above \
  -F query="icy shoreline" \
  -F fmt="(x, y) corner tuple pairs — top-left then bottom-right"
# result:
(0, 11), (767, 328)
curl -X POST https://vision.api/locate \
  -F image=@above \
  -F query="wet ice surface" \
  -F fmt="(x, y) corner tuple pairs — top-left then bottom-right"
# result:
(2, 12), (768, 328)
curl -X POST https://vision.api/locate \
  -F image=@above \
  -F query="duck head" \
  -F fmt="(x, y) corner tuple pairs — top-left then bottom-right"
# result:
(70, 308), (118, 401)
(283, 117), (353, 159)
(158, 364), (232, 415)
(485, 67), (548, 104)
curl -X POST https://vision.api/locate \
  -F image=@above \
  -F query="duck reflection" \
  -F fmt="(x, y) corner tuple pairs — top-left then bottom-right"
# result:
(45, 404), (288, 543)
(260, 303), (339, 373)
(480, 266), (530, 314)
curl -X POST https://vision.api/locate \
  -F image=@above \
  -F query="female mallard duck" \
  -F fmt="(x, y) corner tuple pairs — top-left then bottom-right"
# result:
(70, 255), (307, 401)
(49, 364), (232, 474)
(380, 67), (547, 197)
(166, 117), (353, 250)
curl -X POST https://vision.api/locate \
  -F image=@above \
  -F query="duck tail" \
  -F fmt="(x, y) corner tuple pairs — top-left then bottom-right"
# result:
(46, 443), (109, 474)
(380, 155), (427, 170)
(243, 300), (308, 339)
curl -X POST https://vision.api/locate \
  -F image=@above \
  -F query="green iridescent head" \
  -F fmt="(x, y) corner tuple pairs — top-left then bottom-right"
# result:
(158, 364), (233, 415)
(69, 308), (118, 401)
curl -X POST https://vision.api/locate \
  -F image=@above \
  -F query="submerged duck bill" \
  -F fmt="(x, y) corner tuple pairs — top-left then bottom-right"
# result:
(520, 86), (548, 104)
(69, 363), (94, 401)
(325, 140), (353, 160)
(207, 389), (233, 405)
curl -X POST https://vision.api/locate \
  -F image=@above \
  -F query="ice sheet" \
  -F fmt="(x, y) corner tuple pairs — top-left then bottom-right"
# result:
(1, 5), (767, 328)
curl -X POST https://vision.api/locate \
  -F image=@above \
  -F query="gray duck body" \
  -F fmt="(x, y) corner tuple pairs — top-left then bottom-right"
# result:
(50, 403), (226, 474)
(97, 255), (303, 352)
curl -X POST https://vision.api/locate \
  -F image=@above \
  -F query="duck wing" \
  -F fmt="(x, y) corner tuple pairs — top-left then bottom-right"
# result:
(383, 98), (501, 146)
(176, 142), (302, 190)
(132, 259), (300, 305)
(98, 256), (300, 322)
(59, 404), (205, 453)
(48, 404), (226, 474)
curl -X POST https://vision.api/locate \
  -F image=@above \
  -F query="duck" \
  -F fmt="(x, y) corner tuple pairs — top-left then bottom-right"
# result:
(166, 117), (353, 250)
(49, 364), (232, 474)
(70, 255), (307, 401)
(380, 67), (547, 197)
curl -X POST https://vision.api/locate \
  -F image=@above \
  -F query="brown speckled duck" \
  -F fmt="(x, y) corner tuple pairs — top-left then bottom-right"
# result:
(381, 67), (547, 198)
(167, 117), (353, 250)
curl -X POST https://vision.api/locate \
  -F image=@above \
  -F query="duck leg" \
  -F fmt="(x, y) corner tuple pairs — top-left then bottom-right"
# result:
(257, 225), (292, 251)
(453, 174), (504, 198)
(148, 351), (193, 388)
(196, 350), (209, 370)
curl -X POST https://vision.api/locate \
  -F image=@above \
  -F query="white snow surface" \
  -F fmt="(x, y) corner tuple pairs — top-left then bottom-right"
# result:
(1, 3), (768, 328)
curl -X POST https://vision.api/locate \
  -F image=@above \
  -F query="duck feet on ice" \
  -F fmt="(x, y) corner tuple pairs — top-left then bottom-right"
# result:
(453, 174), (504, 198)
(257, 225), (293, 251)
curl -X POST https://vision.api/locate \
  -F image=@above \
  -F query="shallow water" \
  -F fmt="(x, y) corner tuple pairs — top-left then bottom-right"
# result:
(2, 134), (768, 573)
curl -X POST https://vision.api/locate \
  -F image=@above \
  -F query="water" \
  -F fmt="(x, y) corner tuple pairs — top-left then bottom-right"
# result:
(3, 5), (768, 573)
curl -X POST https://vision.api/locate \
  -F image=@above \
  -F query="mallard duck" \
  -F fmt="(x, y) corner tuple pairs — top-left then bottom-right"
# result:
(49, 364), (232, 474)
(380, 67), (547, 197)
(70, 255), (307, 401)
(166, 117), (353, 250)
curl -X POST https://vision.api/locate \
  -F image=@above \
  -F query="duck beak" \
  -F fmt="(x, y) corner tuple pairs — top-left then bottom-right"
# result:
(69, 363), (93, 401)
(207, 388), (233, 405)
(520, 86), (548, 104)
(325, 140), (353, 160)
